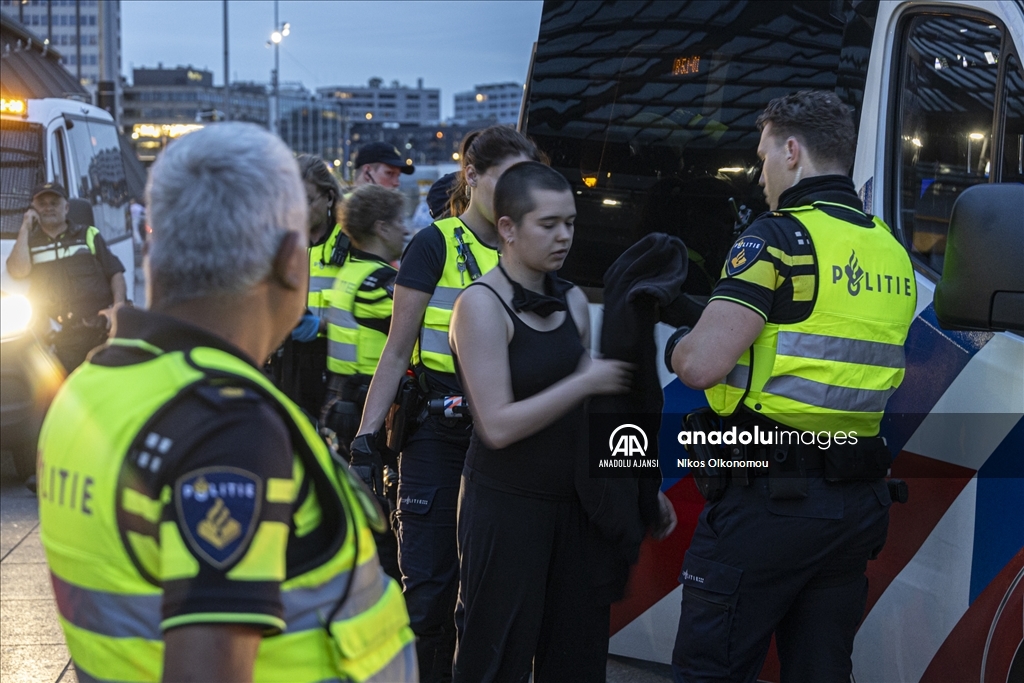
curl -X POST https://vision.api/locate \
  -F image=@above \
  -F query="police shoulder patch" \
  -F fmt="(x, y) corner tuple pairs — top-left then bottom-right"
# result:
(726, 235), (766, 276)
(175, 467), (263, 569)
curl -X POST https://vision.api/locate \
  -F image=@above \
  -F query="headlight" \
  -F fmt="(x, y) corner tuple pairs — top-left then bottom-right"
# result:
(1, 293), (33, 340)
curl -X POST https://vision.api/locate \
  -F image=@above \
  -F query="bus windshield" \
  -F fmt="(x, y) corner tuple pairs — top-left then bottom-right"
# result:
(1, 120), (45, 238)
(524, 0), (876, 290)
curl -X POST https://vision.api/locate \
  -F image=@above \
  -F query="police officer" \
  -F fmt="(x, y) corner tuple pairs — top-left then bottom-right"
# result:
(37, 123), (416, 682)
(667, 91), (916, 682)
(279, 154), (348, 417)
(6, 181), (126, 372)
(322, 184), (409, 581)
(352, 126), (540, 682)
(354, 141), (415, 189)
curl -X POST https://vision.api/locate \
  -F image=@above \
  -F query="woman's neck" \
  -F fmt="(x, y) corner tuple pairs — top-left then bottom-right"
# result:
(309, 219), (331, 245)
(500, 255), (546, 292)
(459, 202), (498, 249)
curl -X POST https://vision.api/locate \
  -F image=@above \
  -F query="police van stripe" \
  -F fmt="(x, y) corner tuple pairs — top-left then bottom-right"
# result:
(762, 374), (895, 413)
(427, 286), (461, 311)
(776, 331), (905, 369)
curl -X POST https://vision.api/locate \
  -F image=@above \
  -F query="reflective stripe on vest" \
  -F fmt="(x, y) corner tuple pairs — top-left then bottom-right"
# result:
(39, 340), (414, 682)
(308, 223), (345, 321)
(705, 204), (916, 436)
(325, 255), (394, 376)
(413, 217), (499, 374)
(30, 225), (99, 264)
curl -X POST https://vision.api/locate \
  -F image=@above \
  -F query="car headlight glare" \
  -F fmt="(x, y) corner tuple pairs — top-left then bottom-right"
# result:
(1, 294), (33, 340)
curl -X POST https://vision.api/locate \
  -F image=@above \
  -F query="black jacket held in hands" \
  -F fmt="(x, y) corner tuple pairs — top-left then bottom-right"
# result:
(576, 233), (689, 600)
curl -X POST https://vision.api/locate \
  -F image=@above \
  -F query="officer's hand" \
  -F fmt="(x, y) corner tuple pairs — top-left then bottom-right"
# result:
(291, 313), (321, 342)
(22, 208), (40, 233)
(349, 434), (384, 495)
(652, 491), (678, 540)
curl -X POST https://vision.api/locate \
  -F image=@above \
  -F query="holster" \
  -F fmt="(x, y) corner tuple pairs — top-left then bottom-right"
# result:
(684, 408), (728, 503)
(823, 438), (892, 481)
(384, 374), (424, 453)
(766, 444), (810, 500)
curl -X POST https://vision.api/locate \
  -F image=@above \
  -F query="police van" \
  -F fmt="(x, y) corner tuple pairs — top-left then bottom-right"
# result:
(1, 97), (136, 478)
(521, 1), (1023, 680)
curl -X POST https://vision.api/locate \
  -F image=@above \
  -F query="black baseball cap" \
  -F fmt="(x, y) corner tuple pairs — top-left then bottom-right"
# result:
(32, 181), (68, 200)
(354, 142), (415, 174)
(427, 172), (457, 219)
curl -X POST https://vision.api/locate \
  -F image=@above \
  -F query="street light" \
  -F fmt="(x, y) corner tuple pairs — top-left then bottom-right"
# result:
(268, 0), (289, 136)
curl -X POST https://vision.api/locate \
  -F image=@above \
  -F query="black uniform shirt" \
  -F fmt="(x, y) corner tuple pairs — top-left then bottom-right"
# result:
(28, 222), (124, 321)
(395, 222), (498, 394)
(710, 175), (874, 324)
(96, 308), (342, 633)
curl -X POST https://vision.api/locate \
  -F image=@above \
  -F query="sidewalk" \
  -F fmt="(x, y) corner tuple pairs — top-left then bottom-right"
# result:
(0, 456), (77, 683)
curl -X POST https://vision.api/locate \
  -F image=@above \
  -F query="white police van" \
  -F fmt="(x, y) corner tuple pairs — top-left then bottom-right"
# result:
(522, 1), (1023, 680)
(1, 97), (136, 479)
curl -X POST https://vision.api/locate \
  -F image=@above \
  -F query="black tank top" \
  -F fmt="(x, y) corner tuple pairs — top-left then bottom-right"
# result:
(463, 282), (586, 500)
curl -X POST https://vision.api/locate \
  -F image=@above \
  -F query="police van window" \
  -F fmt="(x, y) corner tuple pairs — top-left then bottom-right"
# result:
(65, 116), (130, 240)
(1000, 54), (1024, 184)
(524, 0), (875, 290)
(50, 128), (69, 192)
(0, 120), (45, 238)
(893, 14), (1003, 275)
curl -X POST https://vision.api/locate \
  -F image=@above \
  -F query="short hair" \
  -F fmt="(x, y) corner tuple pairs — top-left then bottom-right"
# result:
(756, 91), (856, 172)
(146, 122), (306, 306)
(342, 185), (407, 244)
(493, 161), (572, 225)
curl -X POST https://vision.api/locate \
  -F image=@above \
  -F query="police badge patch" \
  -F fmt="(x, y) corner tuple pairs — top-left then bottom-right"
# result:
(176, 467), (263, 569)
(726, 236), (766, 276)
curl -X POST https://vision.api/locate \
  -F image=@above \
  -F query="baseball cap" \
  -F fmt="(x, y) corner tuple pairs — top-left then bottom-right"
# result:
(32, 181), (68, 200)
(427, 172), (457, 219)
(354, 142), (415, 174)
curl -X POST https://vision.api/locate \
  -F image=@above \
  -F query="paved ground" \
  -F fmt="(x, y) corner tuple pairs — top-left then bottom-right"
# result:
(0, 455), (77, 683)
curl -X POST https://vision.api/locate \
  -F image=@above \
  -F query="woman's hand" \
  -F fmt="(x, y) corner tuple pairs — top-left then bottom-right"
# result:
(576, 357), (633, 396)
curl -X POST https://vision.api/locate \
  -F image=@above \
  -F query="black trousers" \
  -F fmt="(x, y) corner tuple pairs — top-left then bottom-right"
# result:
(395, 421), (470, 683)
(54, 324), (108, 373)
(671, 475), (890, 683)
(453, 471), (611, 683)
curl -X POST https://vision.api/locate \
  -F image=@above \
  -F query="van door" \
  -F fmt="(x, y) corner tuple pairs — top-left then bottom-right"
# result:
(63, 115), (134, 302)
(0, 118), (46, 292)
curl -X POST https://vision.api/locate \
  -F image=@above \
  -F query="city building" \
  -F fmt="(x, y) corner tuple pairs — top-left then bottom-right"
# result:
(318, 77), (440, 125)
(122, 65), (268, 163)
(278, 82), (346, 165)
(347, 120), (496, 170)
(453, 82), (523, 125)
(0, 0), (122, 121)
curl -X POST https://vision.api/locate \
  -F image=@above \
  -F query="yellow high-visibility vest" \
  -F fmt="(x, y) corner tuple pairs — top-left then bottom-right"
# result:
(413, 217), (499, 375)
(38, 336), (414, 682)
(706, 203), (917, 436)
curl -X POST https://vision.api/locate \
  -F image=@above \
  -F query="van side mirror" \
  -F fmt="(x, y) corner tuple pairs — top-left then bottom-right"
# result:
(62, 114), (74, 130)
(934, 183), (1024, 333)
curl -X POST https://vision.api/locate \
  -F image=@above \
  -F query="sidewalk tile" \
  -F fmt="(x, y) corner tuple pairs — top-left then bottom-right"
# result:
(0, 598), (65, 645)
(1, 564), (53, 599)
(3, 532), (47, 564)
(0, 644), (69, 683)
